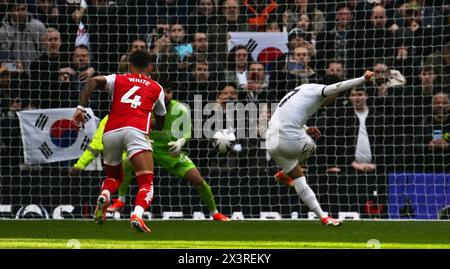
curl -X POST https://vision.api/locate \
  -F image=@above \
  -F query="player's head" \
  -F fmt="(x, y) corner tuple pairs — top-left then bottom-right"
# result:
(160, 82), (174, 104)
(129, 50), (154, 73)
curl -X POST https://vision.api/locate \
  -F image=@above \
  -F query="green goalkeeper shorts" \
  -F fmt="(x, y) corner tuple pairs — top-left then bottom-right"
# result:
(153, 148), (196, 178)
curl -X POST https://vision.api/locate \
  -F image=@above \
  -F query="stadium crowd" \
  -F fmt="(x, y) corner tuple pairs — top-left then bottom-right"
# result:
(0, 0), (449, 218)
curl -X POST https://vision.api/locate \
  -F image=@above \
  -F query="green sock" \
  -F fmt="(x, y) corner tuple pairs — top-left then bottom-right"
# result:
(118, 161), (134, 199)
(195, 180), (218, 215)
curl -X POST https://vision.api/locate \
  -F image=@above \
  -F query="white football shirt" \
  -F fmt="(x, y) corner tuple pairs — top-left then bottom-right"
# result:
(268, 83), (327, 139)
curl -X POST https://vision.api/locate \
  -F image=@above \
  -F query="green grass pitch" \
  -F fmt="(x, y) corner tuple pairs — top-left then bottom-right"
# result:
(0, 220), (450, 249)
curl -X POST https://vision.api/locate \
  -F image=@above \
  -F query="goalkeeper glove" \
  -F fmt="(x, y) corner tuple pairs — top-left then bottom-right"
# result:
(167, 138), (186, 157)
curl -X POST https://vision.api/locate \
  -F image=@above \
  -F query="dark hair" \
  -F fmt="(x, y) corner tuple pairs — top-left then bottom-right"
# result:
(226, 44), (254, 70)
(373, 58), (392, 68)
(8, 0), (27, 11)
(130, 38), (148, 49)
(326, 59), (343, 69)
(129, 50), (153, 69)
(222, 82), (238, 90)
(336, 3), (352, 12)
(422, 65), (434, 73)
(321, 75), (343, 85)
(74, 44), (89, 52)
(248, 61), (266, 70)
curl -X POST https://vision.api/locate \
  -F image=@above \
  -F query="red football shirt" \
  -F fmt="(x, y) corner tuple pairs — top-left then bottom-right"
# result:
(103, 73), (166, 135)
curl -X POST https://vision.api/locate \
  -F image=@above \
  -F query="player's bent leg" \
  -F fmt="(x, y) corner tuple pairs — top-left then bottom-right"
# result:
(94, 193), (109, 225)
(184, 168), (230, 222)
(108, 161), (133, 213)
(129, 150), (154, 233)
(94, 163), (124, 224)
(274, 170), (294, 187)
(287, 165), (342, 227)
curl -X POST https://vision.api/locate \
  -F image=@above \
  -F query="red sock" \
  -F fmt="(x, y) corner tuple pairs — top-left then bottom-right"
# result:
(101, 164), (124, 195)
(101, 178), (119, 195)
(135, 173), (154, 210)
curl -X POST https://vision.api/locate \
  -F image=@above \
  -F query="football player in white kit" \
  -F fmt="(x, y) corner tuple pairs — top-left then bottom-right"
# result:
(266, 70), (375, 226)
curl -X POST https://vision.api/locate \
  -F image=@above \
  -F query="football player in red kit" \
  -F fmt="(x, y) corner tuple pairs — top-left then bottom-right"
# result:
(72, 50), (166, 233)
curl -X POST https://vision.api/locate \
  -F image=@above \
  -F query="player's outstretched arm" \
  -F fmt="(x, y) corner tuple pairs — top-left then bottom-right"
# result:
(72, 76), (107, 128)
(79, 76), (107, 107)
(322, 70), (374, 97)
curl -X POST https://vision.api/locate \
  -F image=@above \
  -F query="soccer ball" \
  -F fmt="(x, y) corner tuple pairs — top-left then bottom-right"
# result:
(212, 129), (236, 154)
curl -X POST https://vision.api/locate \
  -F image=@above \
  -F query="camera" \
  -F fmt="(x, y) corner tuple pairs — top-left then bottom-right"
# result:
(156, 27), (167, 38)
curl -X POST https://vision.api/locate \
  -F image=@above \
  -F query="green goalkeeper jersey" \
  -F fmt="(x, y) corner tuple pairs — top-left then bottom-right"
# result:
(150, 99), (192, 150)
(73, 100), (191, 169)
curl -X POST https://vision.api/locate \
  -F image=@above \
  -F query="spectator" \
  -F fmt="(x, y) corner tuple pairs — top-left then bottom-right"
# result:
(317, 87), (387, 216)
(168, 22), (193, 62)
(371, 60), (406, 97)
(32, 0), (59, 28)
(413, 93), (450, 172)
(425, 40), (450, 93)
(186, 0), (218, 34)
(416, 65), (442, 96)
(241, 0), (282, 32)
(56, 0), (87, 54)
(325, 60), (345, 81)
(346, 4), (396, 77)
(86, 0), (125, 73)
(175, 60), (219, 105)
(239, 62), (269, 103)
(266, 17), (281, 32)
(393, 2), (435, 77)
(284, 0), (325, 32)
(0, 96), (36, 174)
(0, 0), (46, 72)
(274, 28), (314, 72)
(182, 32), (226, 84)
(146, 0), (194, 27)
(208, 0), (249, 63)
(269, 43), (317, 100)
(215, 82), (239, 110)
(147, 17), (170, 50)
(395, 0), (444, 33)
(150, 23), (179, 83)
(315, 4), (355, 72)
(292, 14), (317, 57)
(29, 27), (70, 108)
(59, 45), (98, 110)
(118, 38), (148, 73)
(225, 44), (254, 90)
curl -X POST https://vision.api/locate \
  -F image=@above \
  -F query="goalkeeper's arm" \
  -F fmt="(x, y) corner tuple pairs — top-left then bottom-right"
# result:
(167, 103), (192, 156)
(72, 115), (108, 171)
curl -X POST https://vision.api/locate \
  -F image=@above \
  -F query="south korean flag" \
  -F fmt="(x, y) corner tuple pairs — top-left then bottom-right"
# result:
(17, 108), (99, 165)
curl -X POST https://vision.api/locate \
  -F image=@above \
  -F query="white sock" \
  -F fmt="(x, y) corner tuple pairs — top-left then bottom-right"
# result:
(293, 177), (327, 219)
(210, 209), (218, 215)
(100, 190), (110, 202)
(118, 196), (126, 203)
(133, 206), (145, 218)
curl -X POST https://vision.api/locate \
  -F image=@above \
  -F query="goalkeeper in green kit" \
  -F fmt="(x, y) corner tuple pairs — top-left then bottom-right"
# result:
(70, 86), (230, 221)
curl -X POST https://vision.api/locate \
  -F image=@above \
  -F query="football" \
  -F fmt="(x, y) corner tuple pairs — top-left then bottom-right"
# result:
(212, 129), (236, 154)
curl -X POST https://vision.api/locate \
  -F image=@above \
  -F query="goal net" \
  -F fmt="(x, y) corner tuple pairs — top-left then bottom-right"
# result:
(0, 0), (448, 220)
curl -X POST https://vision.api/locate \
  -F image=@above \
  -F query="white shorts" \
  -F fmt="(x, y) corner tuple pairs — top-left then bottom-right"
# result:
(266, 128), (316, 173)
(103, 128), (153, 166)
